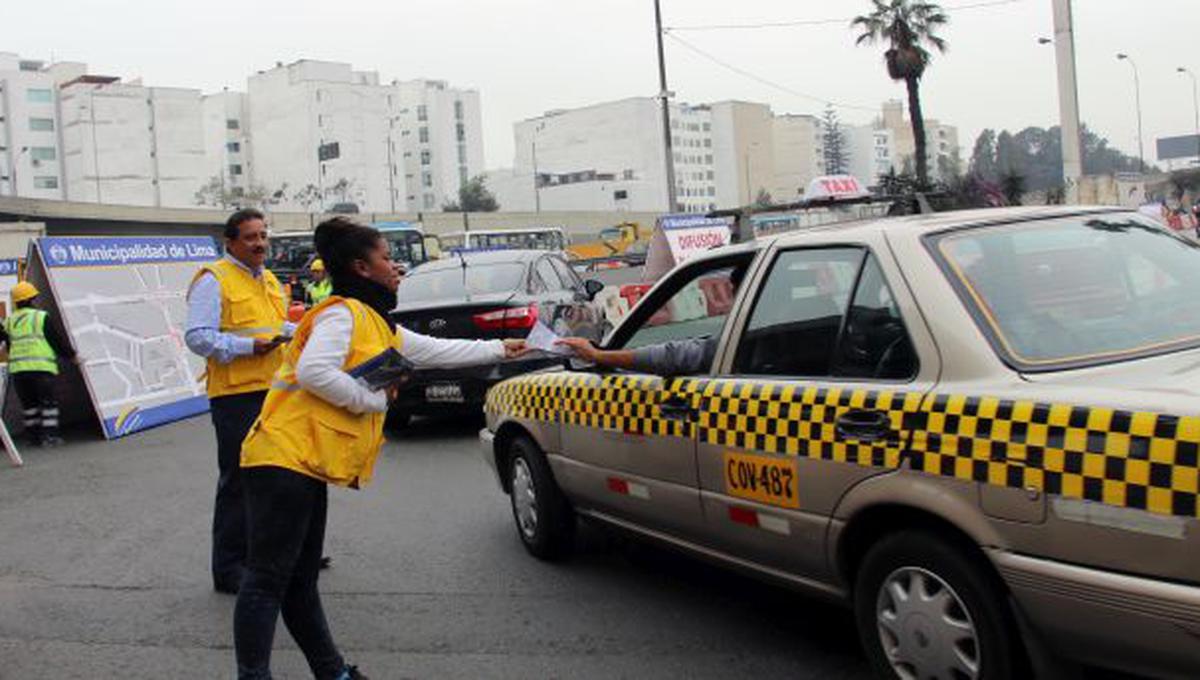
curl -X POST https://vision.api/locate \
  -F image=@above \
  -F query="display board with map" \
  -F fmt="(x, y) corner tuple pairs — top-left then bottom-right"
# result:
(31, 236), (218, 439)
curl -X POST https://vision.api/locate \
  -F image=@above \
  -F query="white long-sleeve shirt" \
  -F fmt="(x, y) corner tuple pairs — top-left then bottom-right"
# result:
(295, 304), (506, 415)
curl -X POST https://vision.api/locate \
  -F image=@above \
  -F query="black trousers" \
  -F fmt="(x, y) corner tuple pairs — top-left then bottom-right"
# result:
(12, 371), (59, 443)
(209, 390), (267, 589)
(234, 465), (344, 680)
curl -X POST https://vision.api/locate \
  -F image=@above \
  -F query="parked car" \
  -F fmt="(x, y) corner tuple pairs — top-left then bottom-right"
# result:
(481, 207), (1200, 680)
(389, 249), (608, 428)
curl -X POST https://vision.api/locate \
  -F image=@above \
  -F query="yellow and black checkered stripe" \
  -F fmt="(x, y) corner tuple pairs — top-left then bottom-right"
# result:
(486, 374), (1200, 519)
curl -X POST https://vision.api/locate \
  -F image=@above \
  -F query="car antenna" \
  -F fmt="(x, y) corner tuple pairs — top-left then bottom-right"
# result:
(458, 249), (469, 301)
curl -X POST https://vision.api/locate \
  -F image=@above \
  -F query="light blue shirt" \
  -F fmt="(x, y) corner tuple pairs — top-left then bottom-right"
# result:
(185, 254), (295, 365)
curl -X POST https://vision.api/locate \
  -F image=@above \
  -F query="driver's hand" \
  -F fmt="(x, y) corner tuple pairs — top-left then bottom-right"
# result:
(555, 337), (599, 362)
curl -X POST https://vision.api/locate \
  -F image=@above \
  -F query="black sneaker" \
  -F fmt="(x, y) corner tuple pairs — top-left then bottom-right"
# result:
(340, 666), (368, 680)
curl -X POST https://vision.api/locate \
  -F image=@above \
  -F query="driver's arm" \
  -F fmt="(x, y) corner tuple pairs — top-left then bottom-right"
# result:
(557, 336), (716, 376)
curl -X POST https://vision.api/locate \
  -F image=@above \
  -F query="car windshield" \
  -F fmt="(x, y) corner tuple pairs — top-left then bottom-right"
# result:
(933, 214), (1200, 369)
(398, 262), (527, 302)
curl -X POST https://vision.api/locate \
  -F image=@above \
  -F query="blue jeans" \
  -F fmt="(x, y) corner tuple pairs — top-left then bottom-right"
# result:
(234, 466), (345, 680)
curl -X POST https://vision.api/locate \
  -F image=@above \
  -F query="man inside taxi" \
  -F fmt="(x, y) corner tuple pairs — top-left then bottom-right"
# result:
(556, 265), (746, 376)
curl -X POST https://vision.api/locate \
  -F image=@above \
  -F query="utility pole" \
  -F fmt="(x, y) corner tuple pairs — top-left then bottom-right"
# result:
(1051, 0), (1083, 203)
(1117, 53), (1145, 172)
(387, 117), (397, 214)
(654, 0), (678, 213)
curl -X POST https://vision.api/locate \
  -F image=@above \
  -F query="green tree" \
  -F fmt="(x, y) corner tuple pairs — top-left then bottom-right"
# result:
(443, 175), (499, 212)
(753, 188), (774, 209)
(969, 129), (998, 180)
(821, 105), (849, 175)
(852, 0), (948, 188)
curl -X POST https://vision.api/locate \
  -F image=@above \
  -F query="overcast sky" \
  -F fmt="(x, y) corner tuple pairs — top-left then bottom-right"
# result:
(4, 0), (1197, 170)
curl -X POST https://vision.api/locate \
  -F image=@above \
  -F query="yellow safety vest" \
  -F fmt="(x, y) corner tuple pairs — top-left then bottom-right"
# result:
(241, 296), (400, 488)
(6, 308), (58, 375)
(305, 279), (333, 305)
(191, 259), (287, 398)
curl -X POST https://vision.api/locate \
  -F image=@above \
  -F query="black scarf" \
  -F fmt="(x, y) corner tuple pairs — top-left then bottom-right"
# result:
(331, 275), (397, 331)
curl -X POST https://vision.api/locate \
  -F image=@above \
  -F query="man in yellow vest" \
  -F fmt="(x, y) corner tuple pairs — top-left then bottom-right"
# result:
(0, 281), (76, 448)
(185, 208), (293, 595)
(304, 258), (332, 305)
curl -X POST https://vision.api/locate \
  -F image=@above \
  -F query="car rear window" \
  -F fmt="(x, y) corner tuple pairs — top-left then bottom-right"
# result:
(931, 214), (1200, 370)
(399, 263), (526, 302)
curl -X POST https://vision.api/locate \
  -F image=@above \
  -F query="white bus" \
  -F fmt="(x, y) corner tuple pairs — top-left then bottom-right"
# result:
(438, 228), (566, 254)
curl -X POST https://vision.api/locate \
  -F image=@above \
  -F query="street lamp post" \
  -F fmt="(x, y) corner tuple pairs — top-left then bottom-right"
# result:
(1117, 53), (1145, 172)
(386, 115), (400, 214)
(9, 146), (29, 197)
(531, 121), (545, 213)
(1178, 67), (1200, 165)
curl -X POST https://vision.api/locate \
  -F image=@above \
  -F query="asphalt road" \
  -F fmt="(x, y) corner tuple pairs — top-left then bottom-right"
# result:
(0, 415), (873, 679)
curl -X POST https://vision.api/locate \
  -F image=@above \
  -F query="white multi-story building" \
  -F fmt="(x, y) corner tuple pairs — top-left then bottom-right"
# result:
(846, 124), (896, 189)
(200, 90), (252, 201)
(0, 53), (83, 200)
(770, 114), (824, 203)
(509, 97), (772, 214)
(246, 60), (484, 213)
(58, 75), (207, 208)
(878, 99), (959, 182)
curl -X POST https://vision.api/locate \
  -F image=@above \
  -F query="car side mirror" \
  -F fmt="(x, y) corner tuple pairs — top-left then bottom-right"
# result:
(583, 279), (605, 301)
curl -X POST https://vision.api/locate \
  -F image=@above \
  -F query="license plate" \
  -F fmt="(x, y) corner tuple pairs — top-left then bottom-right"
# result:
(425, 383), (464, 403)
(724, 452), (799, 509)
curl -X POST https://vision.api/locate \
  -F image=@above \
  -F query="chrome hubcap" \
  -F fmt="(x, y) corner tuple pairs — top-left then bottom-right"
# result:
(876, 567), (980, 680)
(512, 457), (538, 540)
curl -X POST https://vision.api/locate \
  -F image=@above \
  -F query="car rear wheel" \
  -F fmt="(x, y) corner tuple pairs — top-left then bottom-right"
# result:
(506, 436), (574, 561)
(854, 531), (1019, 680)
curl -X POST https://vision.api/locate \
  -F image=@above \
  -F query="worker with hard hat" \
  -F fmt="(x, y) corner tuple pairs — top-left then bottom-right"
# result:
(304, 258), (332, 306)
(0, 281), (77, 448)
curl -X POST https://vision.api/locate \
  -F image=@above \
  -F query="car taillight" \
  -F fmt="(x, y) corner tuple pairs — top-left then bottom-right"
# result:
(472, 304), (538, 331)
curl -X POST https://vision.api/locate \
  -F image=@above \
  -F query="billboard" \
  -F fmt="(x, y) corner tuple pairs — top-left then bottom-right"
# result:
(643, 214), (732, 282)
(32, 236), (218, 438)
(1156, 135), (1200, 161)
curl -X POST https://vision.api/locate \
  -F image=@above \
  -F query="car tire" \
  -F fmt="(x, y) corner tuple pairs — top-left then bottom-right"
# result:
(506, 435), (575, 561)
(385, 407), (411, 432)
(854, 530), (1019, 680)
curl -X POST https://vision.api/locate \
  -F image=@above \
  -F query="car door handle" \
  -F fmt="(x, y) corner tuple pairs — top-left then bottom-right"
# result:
(660, 396), (698, 421)
(836, 410), (891, 442)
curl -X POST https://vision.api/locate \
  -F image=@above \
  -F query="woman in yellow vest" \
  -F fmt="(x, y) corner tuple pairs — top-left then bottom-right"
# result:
(234, 217), (526, 680)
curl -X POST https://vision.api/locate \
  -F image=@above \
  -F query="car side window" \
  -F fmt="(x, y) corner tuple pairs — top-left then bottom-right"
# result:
(550, 256), (582, 291)
(534, 258), (566, 292)
(830, 255), (918, 380)
(732, 248), (862, 377)
(625, 265), (740, 351)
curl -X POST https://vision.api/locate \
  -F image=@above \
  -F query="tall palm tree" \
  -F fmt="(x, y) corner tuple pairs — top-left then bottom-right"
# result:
(852, 0), (948, 188)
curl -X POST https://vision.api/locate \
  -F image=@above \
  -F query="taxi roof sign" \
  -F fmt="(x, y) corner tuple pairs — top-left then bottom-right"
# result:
(805, 175), (870, 201)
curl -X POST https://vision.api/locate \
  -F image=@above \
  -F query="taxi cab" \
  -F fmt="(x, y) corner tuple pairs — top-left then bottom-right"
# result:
(480, 206), (1200, 680)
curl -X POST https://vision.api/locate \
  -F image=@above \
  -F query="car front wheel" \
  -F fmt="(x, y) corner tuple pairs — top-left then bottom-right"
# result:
(507, 436), (575, 561)
(854, 530), (1020, 680)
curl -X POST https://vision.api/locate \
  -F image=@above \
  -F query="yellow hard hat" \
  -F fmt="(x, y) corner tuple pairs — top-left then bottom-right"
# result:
(310, 259), (325, 272)
(11, 281), (38, 304)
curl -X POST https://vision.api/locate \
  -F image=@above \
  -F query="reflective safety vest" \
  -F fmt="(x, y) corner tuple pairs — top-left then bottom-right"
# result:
(241, 296), (399, 488)
(192, 259), (287, 398)
(5, 308), (58, 375)
(305, 279), (333, 305)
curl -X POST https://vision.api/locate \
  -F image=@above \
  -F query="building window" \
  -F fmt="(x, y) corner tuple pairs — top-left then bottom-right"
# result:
(30, 147), (56, 161)
(226, 119), (240, 130)
(421, 150), (432, 166)
(702, 123), (711, 132)
(417, 105), (428, 122)
(29, 117), (54, 132)
(705, 154), (713, 164)
(423, 193), (435, 209)
(454, 100), (464, 120)
(229, 164), (243, 176)
(455, 123), (465, 142)
(33, 176), (58, 189)
(419, 127), (429, 143)
(614, 190), (629, 200)
(457, 145), (467, 164)
(318, 115), (327, 128)
(226, 141), (241, 153)
(422, 172), (433, 188)
(27, 88), (52, 103)
(623, 169), (635, 180)
(315, 89), (323, 102)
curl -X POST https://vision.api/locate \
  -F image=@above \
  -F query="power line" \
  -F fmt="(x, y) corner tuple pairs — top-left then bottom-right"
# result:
(666, 0), (1023, 32)
(663, 31), (878, 112)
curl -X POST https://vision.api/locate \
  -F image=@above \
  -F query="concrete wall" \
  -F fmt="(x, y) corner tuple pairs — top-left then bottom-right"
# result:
(0, 221), (45, 258)
(0, 65), (65, 199)
(770, 114), (822, 202)
(710, 101), (774, 207)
